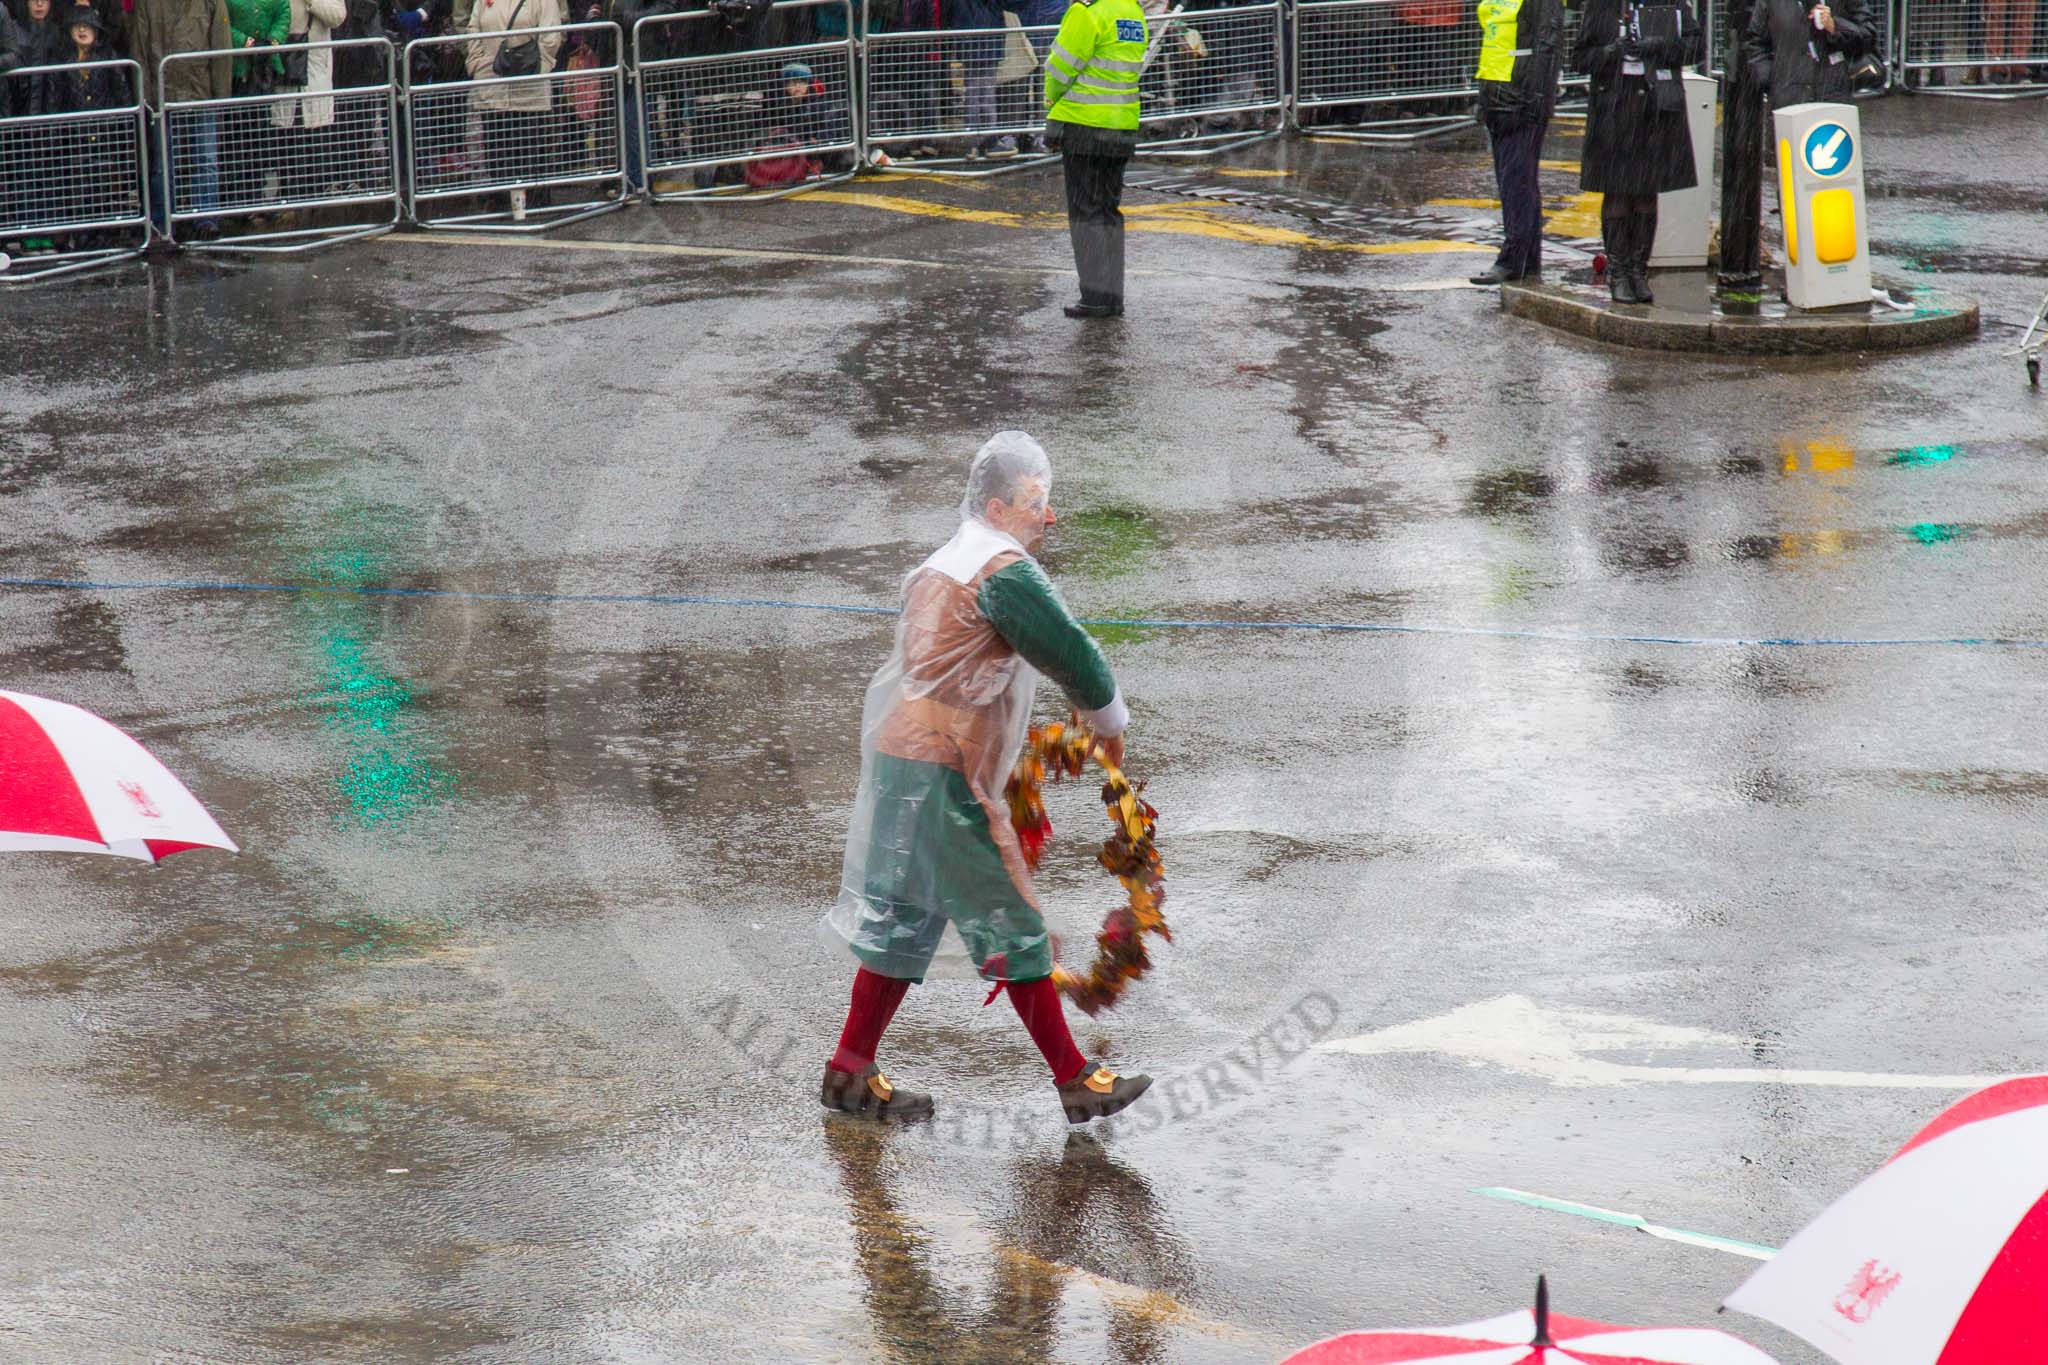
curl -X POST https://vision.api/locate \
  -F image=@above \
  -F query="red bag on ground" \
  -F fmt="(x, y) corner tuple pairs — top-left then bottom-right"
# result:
(745, 149), (823, 188)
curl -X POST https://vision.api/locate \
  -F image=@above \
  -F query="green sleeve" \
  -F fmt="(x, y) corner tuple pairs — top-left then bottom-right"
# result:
(1043, 2), (1094, 109)
(265, 0), (290, 44)
(978, 560), (1118, 713)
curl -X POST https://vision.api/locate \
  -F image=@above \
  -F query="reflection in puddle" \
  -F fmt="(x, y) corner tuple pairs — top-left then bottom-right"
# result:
(295, 522), (453, 825)
(1884, 444), (1957, 468)
(822, 1121), (1203, 1363)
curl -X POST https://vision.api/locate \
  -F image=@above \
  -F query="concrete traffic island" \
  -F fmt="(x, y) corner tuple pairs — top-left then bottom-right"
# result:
(1500, 268), (1979, 355)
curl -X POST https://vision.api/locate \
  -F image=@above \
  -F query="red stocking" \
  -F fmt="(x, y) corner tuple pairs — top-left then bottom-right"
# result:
(830, 967), (911, 1074)
(1006, 976), (1089, 1085)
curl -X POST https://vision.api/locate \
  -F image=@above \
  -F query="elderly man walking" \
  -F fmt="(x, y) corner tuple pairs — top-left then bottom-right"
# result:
(821, 432), (1153, 1126)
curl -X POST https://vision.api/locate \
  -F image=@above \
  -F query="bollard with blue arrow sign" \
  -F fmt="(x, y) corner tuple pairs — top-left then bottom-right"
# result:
(1773, 102), (1871, 309)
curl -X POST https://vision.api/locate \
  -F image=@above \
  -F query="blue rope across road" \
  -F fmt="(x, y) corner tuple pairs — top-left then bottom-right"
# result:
(3, 574), (2044, 650)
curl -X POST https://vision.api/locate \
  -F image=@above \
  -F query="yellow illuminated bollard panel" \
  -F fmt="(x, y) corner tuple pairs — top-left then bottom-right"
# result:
(1772, 103), (1871, 309)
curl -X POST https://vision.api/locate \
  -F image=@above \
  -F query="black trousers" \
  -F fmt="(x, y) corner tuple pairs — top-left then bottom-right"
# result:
(1061, 146), (1129, 306)
(1484, 110), (1548, 276)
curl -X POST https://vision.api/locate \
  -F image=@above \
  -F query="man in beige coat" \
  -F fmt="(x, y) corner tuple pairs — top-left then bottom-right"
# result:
(465, 0), (564, 219)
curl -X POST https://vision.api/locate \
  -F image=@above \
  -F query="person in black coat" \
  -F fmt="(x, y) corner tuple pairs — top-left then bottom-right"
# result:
(1573, 0), (1704, 304)
(1470, 0), (1563, 285)
(1742, 0), (1872, 109)
(36, 5), (129, 112)
(33, 6), (133, 231)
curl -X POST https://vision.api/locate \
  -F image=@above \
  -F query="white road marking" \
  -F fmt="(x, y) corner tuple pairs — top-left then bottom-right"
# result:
(1315, 995), (2010, 1089)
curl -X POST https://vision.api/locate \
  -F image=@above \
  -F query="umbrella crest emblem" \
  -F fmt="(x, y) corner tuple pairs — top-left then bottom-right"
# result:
(118, 779), (164, 820)
(1831, 1260), (1901, 1324)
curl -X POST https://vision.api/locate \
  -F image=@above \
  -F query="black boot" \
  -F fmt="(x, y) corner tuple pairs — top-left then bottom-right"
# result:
(1602, 209), (1636, 303)
(1057, 1061), (1153, 1124)
(821, 1063), (935, 1118)
(1631, 210), (1658, 303)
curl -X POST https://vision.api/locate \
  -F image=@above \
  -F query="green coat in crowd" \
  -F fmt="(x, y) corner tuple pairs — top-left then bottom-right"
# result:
(228, 0), (289, 83)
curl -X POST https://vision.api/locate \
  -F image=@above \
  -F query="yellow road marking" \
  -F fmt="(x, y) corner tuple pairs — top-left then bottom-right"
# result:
(795, 189), (1032, 226)
(1428, 197), (1502, 208)
(1540, 159), (1582, 172)
(795, 188), (1491, 255)
(384, 229), (998, 274)
(1544, 189), (1603, 239)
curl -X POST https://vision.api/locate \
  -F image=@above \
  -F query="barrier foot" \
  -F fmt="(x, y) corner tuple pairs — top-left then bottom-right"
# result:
(870, 147), (1062, 178)
(0, 243), (145, 287)
(1898, 78), (2048, 100)
(1136, 123), (1285, 159)
(181, 219), (399, 256)
(414, 193), (627, 235)
(1294, 112), (1477, 145)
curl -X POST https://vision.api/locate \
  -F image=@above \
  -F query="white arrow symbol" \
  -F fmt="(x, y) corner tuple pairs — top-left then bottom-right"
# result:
(1811, 126), (1848, 172)
(1315, 994), (2009, 1089)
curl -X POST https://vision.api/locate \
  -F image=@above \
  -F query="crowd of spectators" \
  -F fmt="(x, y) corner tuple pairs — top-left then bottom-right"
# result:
(10, 0), (2043, 248)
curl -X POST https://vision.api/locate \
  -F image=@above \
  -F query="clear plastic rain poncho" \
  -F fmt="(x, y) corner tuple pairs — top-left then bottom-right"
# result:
(823, 433), (1126, 984)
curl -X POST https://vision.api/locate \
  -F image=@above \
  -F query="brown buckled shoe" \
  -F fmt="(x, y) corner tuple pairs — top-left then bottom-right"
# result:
(1057, 1062), (1153, 1125)
(820, 1063), (935, 1119)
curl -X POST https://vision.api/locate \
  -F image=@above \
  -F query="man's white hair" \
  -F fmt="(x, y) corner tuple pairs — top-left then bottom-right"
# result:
(961, 430), (1052, 523)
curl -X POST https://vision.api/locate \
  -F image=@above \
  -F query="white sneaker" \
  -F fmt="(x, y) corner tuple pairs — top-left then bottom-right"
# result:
(867, 147), (892, 167)
(510, 188), (527, 222)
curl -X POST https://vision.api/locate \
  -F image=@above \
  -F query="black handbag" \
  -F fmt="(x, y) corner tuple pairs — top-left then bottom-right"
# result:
(1849, 50), (1885, 90)
(492, 0), (542, 77)
(281, 31), (309, 85)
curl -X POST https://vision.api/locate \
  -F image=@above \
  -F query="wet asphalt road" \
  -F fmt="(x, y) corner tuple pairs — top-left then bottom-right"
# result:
(3, 91), (2047, 1364)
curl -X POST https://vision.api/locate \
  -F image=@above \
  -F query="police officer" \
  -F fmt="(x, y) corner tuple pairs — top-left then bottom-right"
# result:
(1043, 0), (1145, 318)
(1469, 0), (1562, 285)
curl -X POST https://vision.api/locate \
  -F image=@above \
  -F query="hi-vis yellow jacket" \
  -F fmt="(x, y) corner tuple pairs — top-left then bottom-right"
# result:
(1044, 0), (1147, 132)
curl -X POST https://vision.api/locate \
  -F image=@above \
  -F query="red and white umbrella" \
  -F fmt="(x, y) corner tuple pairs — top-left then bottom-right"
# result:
(0, 689), (237, 863)
(1281, 1278), (1782, 1365)
(1724, 1074), (2048, 1365)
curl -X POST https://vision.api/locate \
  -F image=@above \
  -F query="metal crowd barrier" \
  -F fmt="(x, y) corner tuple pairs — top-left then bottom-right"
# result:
(0, 58), (149, 284)
(861, 1), (1061, 175)
(1898, 0), (2045, 94)
(402, 21), (627, 231)
(634, 0), (860, 199)
(1137, 1), (1287, 155)
(159, 38), (400, 252)
(1290, 0), (1480, 141)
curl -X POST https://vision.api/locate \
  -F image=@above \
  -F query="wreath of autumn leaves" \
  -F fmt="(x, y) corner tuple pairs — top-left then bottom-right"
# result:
(1004, 717), (1168, 1016)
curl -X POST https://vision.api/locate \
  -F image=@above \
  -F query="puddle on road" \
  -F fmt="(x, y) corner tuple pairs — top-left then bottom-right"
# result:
(821, 1121), (1217, 1364)
(1465, 466), (1554, 519)
(836, 279), (1045, 440)
(1892, 768), (2048, 802)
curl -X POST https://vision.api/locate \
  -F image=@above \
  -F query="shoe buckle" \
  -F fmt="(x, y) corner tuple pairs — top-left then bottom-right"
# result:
(1084, 1068), (1116, 1094)
(867, 1071), (894, 1101)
